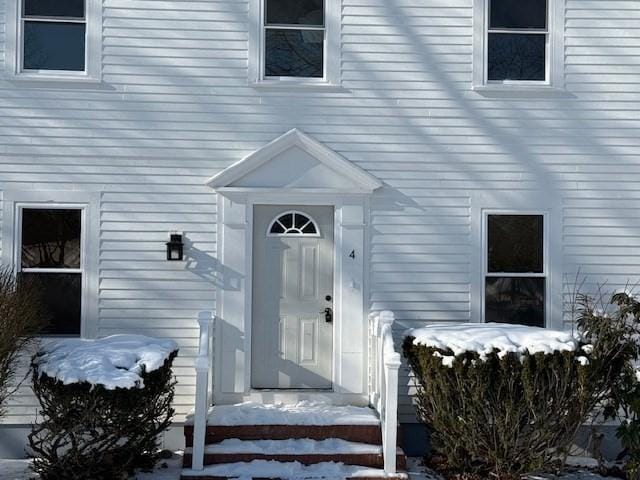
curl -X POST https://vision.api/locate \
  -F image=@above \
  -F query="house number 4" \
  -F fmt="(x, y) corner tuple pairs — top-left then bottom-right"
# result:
(349, 250), (356, 259)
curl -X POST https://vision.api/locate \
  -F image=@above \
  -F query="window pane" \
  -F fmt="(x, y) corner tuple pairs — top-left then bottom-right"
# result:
(22, 209), (81, 269)
(488, 33), (546, 82)
(266, 0), (323, 26)
(20, 272), (82, 335)
(24, 0), (85, 18)
(485, 277), (545, 327)
(265, 29), (323, 78)
(23, 22), (86, 71)
(488, 215), (543, 273)
(490, 0), (546, 29)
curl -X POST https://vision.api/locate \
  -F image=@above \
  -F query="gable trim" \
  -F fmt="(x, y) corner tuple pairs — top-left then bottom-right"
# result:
(206, 129), (383, 193)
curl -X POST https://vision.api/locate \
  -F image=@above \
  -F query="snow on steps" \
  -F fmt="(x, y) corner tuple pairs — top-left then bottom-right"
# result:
(182, 402), (407, 478)
(180, 459), (408, 480)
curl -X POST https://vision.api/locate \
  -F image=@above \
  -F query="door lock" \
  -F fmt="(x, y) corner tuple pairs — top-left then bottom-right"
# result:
(321, 307), (333, 323)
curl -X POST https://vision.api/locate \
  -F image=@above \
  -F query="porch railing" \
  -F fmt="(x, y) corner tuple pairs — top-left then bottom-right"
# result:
(368, 310), (402, 475)
(192, 311), (214, 471)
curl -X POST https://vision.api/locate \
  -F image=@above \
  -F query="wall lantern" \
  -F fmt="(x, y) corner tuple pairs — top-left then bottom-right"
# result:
(166, 233), (184, 261)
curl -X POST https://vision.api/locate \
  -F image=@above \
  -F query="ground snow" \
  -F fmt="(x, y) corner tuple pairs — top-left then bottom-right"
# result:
(202, 401), (380, 426)
(181, 460), (403, 479)
(35, 334), (178, 389)
(199, 438), (382, 455)
(408, 323), (578, 361)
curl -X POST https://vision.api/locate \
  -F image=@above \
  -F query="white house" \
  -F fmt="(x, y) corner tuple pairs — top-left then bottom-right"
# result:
(1, 0), (639, 474)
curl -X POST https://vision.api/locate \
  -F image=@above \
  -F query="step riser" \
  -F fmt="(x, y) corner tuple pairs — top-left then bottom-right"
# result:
(183, 453), (407, 470)
(184, 425), (382, 447)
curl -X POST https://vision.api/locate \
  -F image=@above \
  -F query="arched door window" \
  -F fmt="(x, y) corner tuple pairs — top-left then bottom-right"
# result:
(267, 211), (320, 236)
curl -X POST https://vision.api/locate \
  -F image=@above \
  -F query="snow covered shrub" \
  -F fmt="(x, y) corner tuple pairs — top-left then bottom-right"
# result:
(28, 336), (178, 480)
(403, 324), (593, 479)
(0, 267), (43, 418)
(576, 290), (640, 479)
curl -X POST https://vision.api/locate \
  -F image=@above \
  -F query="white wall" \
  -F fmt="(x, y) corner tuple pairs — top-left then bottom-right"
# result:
(1, 0), (640, 425)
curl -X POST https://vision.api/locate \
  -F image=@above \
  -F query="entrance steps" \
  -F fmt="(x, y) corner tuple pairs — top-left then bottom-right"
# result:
(181, 402), (407, 480)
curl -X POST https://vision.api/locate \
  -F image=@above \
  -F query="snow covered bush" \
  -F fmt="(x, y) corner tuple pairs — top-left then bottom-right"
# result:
(403, 324), (594, 479)
(28, 335), (178, 480)
(0, 267), (43, 418)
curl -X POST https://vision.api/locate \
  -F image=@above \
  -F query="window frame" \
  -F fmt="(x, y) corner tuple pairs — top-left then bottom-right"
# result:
(249, 0), (341, 87)
(481, 210), (549, 327)
(5, 0), (102, 82)
(266, 210), (321, 237)
(472, 0), (565, 91)
(16, 204), (87, 337)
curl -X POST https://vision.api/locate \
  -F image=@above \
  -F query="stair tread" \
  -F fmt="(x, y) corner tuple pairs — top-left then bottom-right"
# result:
(186, 438), (385, 455)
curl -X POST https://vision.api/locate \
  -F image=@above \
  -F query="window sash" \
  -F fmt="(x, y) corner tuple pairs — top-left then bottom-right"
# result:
(19, 1), (87, 73)
(484, 0), (550, 84)
(482, 212), (548, 326)
(261, 1), (327, 81)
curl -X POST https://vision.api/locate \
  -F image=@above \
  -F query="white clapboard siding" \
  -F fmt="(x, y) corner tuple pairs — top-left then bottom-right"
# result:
(1, 0), (640, 426)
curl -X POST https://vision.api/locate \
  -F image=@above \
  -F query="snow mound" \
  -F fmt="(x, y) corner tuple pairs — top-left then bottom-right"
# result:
(35, 334), (178, 389)
(181, 460), (405, 479)
(201, 401), (379, 426)
(408, 323), (578, 361)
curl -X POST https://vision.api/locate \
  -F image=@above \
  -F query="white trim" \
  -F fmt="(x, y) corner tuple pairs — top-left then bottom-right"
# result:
(481, 211), (549, 327)
(249, 0), (341, 86)
(472, 0), (565, 90)
(214, 191), (370, 405)
(207, 129), (382, 193)
(4, 0), (102, 82)
(1, 190), (100, 338)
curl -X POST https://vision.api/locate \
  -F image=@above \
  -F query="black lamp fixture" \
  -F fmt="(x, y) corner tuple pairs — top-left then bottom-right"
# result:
(166, 232), (184, 261)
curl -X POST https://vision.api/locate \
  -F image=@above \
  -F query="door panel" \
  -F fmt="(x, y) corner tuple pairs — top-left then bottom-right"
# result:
(251, 205), (334, 389)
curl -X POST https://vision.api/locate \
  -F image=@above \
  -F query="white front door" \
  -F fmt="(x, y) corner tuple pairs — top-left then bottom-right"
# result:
(251, 205), (334, 389)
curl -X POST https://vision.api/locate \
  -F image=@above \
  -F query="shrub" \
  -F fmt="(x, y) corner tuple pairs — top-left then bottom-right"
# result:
(0, 267), (43, 417)
(577, 290), (640, 479)
(404, 338), (593, 478)
(29, 349), (178, 480)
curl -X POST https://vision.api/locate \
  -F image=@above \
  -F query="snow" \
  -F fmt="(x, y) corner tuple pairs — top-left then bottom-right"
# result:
(194, 438), (381, 455)
(577, 356), (590, 366)
(0, 456), (613, 480)
(408, 323), (578, 362)
(34, 335), (178, 390)
(181, 460), (404, 479)
(200, 401), (380, 426)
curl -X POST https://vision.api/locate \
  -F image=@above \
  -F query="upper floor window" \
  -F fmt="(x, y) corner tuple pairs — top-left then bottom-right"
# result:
(484, 213), (547, 328)
(488, 0), (547, 82)
(5, 0), (101, 80)
(250, 0), (340, 85)
(473, 0), (564, 89)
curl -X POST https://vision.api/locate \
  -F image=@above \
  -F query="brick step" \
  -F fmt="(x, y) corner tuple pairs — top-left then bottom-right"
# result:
(183, 448), (407, 470)
(184, 424), (383, 447)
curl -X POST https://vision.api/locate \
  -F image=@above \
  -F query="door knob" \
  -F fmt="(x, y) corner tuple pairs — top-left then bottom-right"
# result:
(321, 307), (333, 323)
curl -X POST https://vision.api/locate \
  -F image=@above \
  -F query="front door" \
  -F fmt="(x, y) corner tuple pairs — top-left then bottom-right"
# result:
(251, 205), (334, 389)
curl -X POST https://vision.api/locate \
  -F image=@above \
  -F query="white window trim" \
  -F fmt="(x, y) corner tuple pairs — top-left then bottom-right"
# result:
(472, 0), (565, 91)
(4, 0), (102, 82)
(1, 190), (100, 338)
(481, 211), (549, 327)
(249, 0), (341, 87)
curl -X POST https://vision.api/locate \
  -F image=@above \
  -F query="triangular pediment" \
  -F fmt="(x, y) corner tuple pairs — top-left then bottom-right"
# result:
(206, 129), (382, 193)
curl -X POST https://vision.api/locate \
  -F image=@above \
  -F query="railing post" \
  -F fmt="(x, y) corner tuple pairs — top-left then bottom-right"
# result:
(192, 311), (214, 471)
(380, 310), (401, 475)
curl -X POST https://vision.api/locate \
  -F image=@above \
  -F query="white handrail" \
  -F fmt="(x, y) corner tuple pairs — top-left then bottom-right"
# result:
(368, 310), (402, 475)
(192, 311), (214, 471)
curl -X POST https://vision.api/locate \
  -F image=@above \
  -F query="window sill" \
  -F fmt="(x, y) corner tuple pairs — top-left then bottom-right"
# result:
(250, 81), (348, 93)
(2, 71), (110, 89)
(472, 84), (573, 98)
